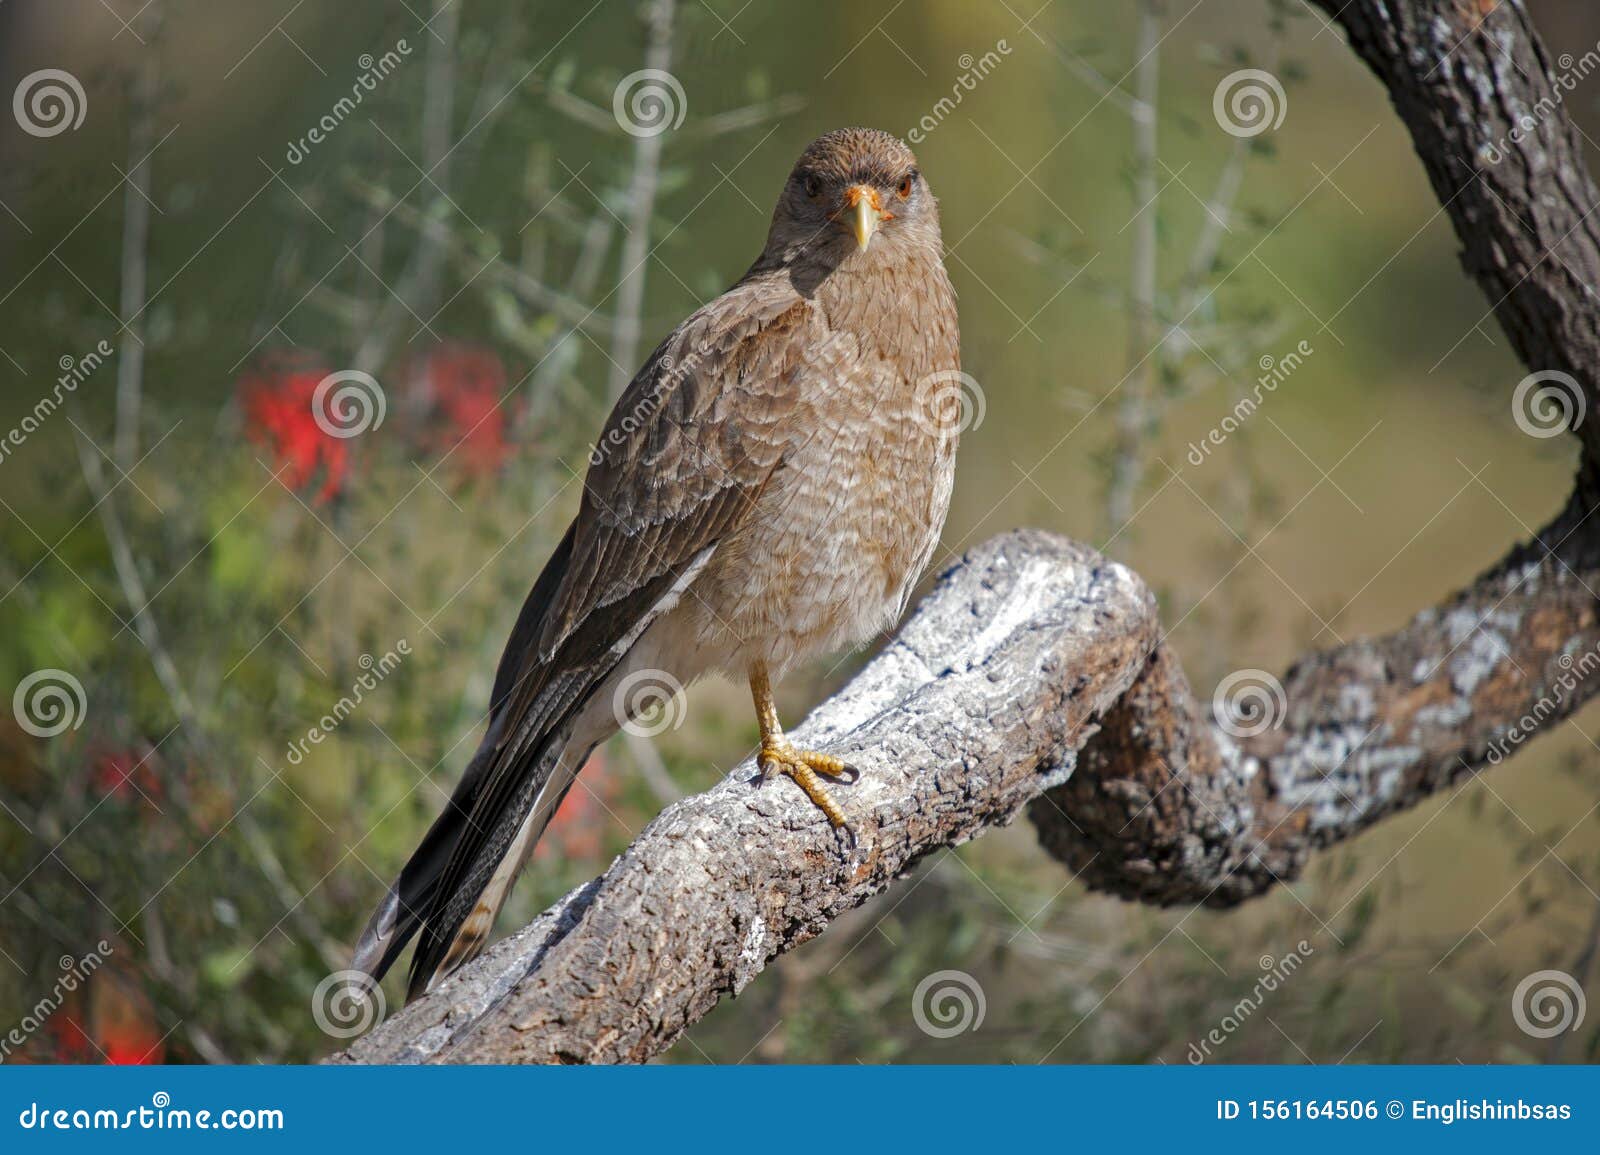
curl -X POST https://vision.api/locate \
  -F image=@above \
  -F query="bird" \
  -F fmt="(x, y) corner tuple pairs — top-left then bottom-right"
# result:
(353, 127), (962, 1001)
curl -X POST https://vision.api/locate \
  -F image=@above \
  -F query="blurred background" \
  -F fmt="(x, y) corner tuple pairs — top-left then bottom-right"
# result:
(0, 0), (1597, 1064)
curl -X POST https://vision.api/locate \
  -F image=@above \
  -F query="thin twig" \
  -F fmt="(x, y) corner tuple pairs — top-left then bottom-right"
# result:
(607, 0), (677, 399)
(113, 2), (161, 474)
(354, 0), (461, 375)
(625, 731), (682, 804)
(1106, 0), (1161, 534)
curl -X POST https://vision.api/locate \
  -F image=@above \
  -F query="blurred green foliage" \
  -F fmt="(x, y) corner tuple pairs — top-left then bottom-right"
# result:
(0, 0), (1598, 1064)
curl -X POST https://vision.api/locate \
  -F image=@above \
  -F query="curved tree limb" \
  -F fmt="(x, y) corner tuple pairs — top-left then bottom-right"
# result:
(338, 0), (1600, 1064)
(1029, 0), (1600, 903)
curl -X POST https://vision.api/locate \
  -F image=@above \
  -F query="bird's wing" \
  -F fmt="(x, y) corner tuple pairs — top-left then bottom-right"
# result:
(405, 278), (816, 992)
(500, 277), (815, 759)
(536, 286), (815, 663)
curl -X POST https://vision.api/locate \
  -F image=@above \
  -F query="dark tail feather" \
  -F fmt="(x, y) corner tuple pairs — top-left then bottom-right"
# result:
(350, 711), (589, 1000)
(403, 726), (586, 1002)
(350, 744), (494, 982)
(350, 659), (603, 999)
(350, 527), (578, 987)
(350, 523), (696, 1000)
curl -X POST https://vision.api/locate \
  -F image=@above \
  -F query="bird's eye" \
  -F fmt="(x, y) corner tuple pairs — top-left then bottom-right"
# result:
(897, 172), (916, 199)
(802, 174), (822, 198)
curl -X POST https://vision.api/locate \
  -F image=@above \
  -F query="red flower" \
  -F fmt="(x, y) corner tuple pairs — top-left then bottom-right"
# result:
(101, 1027), (163, 1065)
(91, 747), (162, 802)
(238, 356), (350, 503)
(538, 750), (615, 860)
(49, 1016), (98, 1064)
(400, 344), (516, 477)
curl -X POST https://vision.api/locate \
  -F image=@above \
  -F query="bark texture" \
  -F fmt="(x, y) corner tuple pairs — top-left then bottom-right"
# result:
(337, 0), (1600, 1063)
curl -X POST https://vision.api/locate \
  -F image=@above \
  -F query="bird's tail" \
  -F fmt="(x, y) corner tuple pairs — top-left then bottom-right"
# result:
(350, 519), (703, 1000)
(349, 755), (477, 985)
(351, 717), (594, 1000)
(351, 524), (611, 999)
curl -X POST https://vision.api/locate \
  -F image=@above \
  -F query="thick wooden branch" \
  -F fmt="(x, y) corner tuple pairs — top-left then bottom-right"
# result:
(1030, 0), (1600, 901)
(1309, 0), (1600, 459)
(1031, 488), (1600, 906)
(337, 531), (1158, 1063)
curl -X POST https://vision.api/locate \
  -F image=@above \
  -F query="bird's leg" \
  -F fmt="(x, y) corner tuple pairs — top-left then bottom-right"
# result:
(749, 661), (857, 833)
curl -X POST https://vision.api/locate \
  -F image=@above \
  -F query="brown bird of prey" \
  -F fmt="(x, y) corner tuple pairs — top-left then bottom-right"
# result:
(354, 127), (962, 999)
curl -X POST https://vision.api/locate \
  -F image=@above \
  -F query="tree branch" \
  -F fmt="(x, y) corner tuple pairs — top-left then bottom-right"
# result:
(607, 0), (676, 399)
(336, 531), (1157, 1062)
(1310, 0), (1600, 461)
(1028, 0), (1600, 904)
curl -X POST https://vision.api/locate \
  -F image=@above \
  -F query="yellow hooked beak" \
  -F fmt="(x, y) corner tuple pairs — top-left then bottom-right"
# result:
(843, 184), (885, 251)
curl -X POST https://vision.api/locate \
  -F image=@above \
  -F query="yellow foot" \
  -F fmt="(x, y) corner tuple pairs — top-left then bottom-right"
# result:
(759, 742), (858, 836)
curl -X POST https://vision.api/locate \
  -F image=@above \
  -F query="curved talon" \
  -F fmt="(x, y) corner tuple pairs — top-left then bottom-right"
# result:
(826, 761), (860, 785)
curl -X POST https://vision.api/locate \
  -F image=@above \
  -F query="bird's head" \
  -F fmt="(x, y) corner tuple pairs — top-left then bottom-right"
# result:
(766, 127), (939, 265)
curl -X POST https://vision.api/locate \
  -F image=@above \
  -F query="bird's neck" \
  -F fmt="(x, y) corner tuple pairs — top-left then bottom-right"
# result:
(813, 245), (956, 374)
